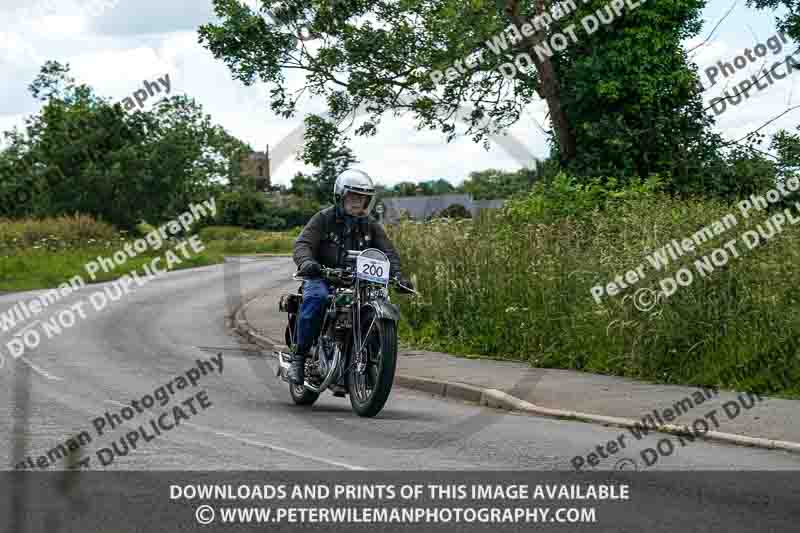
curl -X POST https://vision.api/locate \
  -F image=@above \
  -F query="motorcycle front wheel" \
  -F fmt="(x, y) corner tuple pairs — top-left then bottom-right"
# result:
(347, 316), (397, 417)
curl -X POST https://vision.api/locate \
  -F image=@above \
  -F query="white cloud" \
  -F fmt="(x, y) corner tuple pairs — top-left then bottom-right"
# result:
(88, 0), (217, 36)
(0, 0), (796, 187)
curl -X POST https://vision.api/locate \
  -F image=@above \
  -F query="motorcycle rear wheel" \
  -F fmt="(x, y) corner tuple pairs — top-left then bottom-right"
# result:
(347, 318), (397, 417)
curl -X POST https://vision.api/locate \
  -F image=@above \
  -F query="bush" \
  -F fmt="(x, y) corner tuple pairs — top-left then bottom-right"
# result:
(500, 172), (666, 226)
(198, 225), (251, 241)
(135, 221), (157, 237)
(389, 176), (800, 397)
(434, 204), (472, 219)
(0, 214), (118, 250)
(216, 192), (319, 230)
(217, 191), (268, 228)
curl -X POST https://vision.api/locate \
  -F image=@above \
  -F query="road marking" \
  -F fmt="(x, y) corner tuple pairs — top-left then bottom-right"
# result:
(104, 399), (367, 470)
(184, 422), (368, 471)
(16, 355), (64, 381)
(0, 319), (42, 341)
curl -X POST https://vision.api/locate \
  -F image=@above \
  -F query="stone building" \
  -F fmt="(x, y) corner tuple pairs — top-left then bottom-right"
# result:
(239, 145), (271, 191)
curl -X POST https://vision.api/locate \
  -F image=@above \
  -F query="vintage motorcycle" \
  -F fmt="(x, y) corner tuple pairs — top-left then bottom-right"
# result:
(274, 248), (416, 417)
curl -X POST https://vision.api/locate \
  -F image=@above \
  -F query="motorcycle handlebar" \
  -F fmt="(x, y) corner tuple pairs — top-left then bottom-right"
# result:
(293, 267), (418, 294)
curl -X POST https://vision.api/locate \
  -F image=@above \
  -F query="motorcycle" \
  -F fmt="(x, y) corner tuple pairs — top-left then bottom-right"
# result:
(274, 248), (417, 417)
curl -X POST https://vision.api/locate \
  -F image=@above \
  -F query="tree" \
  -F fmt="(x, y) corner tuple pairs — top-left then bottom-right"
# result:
(0, 61), (248, 227)
(434, 203), (472, 219)
(772, 128), (800, 181)
(747, 0), (800, 41)
(391, 181), (422, 197)
(419, 178), (456, 195)
(198, 0), (709, 183)
(461, 168), (531, 199)
(292, 115), (357, 203)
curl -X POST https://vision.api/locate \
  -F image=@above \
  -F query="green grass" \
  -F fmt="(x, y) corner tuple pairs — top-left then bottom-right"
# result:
(0, 219), (295, 292)
(390, 192), (800, 399)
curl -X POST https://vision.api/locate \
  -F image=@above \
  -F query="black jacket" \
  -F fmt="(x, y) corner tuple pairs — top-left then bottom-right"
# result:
(293, 206), (403, 276)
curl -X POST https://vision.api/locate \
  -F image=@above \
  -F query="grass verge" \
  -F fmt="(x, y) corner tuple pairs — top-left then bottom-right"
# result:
(0, 219), (295, 292)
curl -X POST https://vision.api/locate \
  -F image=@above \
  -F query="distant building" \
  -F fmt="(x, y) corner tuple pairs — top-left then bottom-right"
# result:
(239, 145), (271, 191)
(377, 194), (505, 224)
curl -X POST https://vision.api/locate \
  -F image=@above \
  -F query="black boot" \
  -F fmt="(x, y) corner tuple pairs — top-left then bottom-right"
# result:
(287, 352), (306, 385)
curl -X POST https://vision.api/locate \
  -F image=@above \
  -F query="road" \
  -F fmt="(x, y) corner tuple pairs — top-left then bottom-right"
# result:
(0, 258), (798, 531)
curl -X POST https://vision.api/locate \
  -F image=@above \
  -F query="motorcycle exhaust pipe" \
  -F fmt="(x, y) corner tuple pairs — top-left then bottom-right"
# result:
(274, 351), (292, 382)
(304, 347), (342, 394)
(273, 349), (341, 393)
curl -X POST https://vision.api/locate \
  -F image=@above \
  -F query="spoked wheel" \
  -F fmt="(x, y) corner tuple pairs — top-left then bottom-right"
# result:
(347, 313), (397, 417)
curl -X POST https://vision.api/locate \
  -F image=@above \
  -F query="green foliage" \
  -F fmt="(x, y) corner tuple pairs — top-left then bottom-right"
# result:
(385, 182), (424, 197)
(382, 180), (456, 197)
(0, 214), (117, 251)
(421, 178), (457, 196)
(215, 190), (319, 230)
(199, 0), (713, 191)
(434, 204), (472, 219)
(772, 127), (800, 181)
(746, 0), (800, 41)
(500, 172), (666, 225)
(217, 191), (267, 228)
(390, 182), (800, 397)
(461, 167), (538, 199)
(557, 0), (712, 182)
(0, 60), (248, 228)
(0, 217), (296, 291)
(663, 133), (778, 199)
(290, 115), (357, 202)
(198, 225), (251, 241)
(135, 221), (157, 237)
(197, 225), (297, 254)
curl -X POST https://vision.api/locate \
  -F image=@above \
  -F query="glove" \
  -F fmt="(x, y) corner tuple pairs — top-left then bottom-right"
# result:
(298, 260), (322, 277)
(395, 275), (415, 292)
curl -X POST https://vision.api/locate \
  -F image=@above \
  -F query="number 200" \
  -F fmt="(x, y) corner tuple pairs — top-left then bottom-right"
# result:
(362, 263), (384, 277)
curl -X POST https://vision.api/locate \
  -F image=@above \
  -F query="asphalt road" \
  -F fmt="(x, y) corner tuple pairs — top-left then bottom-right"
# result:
(0, 258), (799, 531)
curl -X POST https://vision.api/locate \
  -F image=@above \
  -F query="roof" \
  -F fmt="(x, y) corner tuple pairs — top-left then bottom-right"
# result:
(379, 194), (505, 223)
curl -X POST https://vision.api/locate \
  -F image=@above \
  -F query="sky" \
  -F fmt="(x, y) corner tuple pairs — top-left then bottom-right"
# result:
(0, 0), (796, 187)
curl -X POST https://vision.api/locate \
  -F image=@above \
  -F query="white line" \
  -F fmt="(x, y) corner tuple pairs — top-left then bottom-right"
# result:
(0, 318), (42, 341)
(184, 422), (368, 471)
(104, 400), (367, 470)
(14, 320), (42, 337)
(16, 355), (64, 381)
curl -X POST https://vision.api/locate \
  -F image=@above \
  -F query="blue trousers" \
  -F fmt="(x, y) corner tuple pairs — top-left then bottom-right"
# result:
(295, 278), (330, 355)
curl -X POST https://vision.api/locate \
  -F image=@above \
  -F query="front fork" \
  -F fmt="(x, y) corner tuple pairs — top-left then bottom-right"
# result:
(352, 300), (400, 374)
(277, 298), (400, 389)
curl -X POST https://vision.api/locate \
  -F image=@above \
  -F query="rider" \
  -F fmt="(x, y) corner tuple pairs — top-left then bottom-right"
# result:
(289, 169), (413, 385)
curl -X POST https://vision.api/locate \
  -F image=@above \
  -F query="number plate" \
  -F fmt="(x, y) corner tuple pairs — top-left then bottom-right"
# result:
(356, 255), (390, 284)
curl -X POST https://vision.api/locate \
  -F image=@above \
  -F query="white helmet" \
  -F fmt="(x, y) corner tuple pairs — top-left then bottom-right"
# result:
(334, 168), (377, 218)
